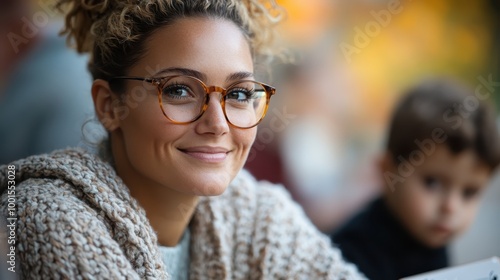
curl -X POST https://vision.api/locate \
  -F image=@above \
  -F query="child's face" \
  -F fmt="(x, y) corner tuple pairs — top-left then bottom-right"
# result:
(384, 145), (491, 248)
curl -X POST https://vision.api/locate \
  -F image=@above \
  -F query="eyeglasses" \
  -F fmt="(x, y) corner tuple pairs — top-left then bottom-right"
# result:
(110, 75), (276, 129)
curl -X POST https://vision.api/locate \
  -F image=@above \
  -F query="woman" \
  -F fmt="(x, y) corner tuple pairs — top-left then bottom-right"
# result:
(0, 0), (365, 279)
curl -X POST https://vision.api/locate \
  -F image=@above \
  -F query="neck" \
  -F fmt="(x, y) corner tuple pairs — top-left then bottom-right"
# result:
(129, 183), (198, 247)
(111, 135), (198, 247)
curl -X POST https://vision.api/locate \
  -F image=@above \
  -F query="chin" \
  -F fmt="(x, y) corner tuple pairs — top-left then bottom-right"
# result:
(190, 184), (227, 196)
(181, 174), (229, 196)
(189, 170), (235, 196)
(420, 236), (450, 249)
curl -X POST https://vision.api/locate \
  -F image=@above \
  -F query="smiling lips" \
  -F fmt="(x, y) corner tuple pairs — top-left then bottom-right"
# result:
(179, 146), (230, 163)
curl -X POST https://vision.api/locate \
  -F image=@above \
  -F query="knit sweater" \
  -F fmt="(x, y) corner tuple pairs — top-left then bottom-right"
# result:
(0, 148), (365, 279)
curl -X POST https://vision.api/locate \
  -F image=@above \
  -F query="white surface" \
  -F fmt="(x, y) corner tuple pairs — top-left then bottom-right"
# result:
(401, 257), (500, 280)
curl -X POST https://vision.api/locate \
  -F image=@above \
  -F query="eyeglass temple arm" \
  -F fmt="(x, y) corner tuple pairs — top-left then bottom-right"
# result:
(110, 76), (158, 84)
(111, 77), (276, 96)
(261, 84), (276, 96)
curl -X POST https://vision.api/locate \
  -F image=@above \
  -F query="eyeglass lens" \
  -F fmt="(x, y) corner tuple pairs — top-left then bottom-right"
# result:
(160, 76), (268, 128)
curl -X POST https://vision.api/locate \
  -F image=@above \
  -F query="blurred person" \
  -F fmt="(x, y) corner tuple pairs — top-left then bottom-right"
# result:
(247, 49), (377, 232)
(0, 0), (93, 164)
(267, 52), (379, 233)
(0, 0), (366, 278)
(331, 78), (500, 280)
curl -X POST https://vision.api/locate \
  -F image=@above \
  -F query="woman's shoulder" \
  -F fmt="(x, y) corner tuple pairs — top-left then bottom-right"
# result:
(1, 147), (107, 174)
(0, 148), (112, 216)
(0, 147), (135, 216)
(0, 148), (123, 197)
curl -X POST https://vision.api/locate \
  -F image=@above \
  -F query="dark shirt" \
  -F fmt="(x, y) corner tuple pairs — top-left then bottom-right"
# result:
(331, 197), (448, 280)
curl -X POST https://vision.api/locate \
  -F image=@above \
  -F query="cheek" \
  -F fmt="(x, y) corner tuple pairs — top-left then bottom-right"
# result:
(401, 180), (439, 222)
(230, 128), (256, 173)
(457, 202), (480, 231)
(234, 127), (257, 150)
(121, 111), (162, 145)
(119, 101), (184, 157)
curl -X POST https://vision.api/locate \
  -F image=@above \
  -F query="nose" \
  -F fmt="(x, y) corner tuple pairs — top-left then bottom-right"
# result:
(441, 191), (460, 216)
(194, 91), (229, 136)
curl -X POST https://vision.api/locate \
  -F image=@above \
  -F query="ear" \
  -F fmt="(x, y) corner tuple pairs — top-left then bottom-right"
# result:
(377, 151), (401, 194)
(378, 151), (395, 173)
(92, 79), (121, 131)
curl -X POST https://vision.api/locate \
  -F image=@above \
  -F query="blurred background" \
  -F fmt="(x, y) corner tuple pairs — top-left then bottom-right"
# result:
(245, 0), (500, 266)
(0, 0), (93, 165)
(1, 0), (498, 269)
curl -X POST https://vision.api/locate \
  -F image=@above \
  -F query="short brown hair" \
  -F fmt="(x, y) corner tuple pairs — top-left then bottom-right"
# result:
(386, 78), (500, 170)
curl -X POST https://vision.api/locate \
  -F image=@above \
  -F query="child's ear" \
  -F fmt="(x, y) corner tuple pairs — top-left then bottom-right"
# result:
(92, 79), (121, 132)
(378, 151), (399, 193)
(378, 151), (395, 173)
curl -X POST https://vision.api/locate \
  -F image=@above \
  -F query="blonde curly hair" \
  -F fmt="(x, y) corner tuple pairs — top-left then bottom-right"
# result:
(56, 0), (285, 82)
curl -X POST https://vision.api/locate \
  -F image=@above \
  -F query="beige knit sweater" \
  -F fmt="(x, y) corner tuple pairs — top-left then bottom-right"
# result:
(0, 149), (365, 279)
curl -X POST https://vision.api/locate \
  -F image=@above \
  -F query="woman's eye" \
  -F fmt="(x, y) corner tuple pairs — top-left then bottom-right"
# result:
(227, 88), (253, 102)
(162, 85), (192, 98)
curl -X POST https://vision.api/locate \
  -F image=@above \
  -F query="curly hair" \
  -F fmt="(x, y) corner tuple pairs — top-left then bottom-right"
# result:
(56, 0), (285, 83)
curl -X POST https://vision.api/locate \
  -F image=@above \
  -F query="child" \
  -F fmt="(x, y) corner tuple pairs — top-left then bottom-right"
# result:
(331, 78), (500, 280)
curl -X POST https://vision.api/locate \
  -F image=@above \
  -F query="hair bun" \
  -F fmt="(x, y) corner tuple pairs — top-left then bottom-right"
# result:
(57, 0), (126, 53)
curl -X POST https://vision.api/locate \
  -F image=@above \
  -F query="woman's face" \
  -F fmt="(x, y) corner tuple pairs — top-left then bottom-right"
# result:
(111, 17), (256, 196)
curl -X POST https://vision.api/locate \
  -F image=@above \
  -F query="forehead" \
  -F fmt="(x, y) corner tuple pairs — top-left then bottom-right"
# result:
(417, 144), (491, 186)
(129, 17), (253, 81)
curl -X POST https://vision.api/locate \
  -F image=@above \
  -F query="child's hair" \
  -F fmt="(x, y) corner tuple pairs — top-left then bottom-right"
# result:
(56, 0), (285, 90)
(386, 78), (500, 170)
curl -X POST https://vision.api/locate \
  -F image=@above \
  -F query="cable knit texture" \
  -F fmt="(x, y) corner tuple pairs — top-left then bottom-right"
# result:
(0, 148), (365, 279)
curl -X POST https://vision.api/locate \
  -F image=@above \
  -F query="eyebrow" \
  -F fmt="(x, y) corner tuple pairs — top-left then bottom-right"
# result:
(226, 71), (254, 82)
(153, 67), (254, 83)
